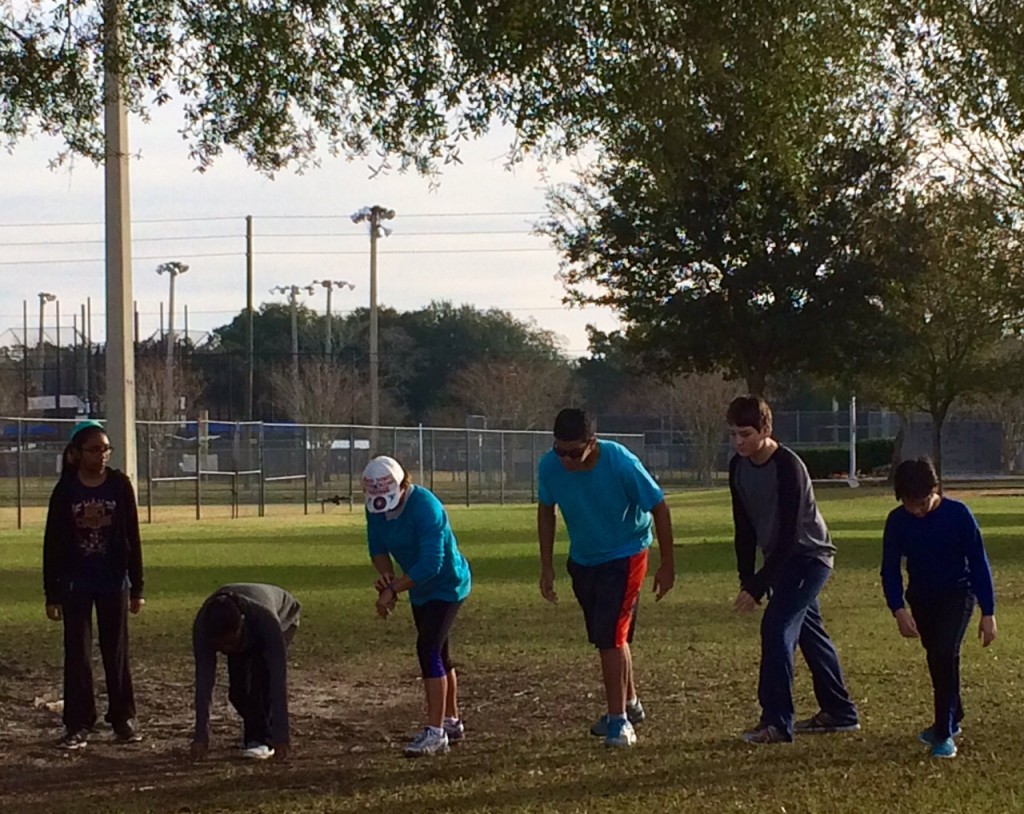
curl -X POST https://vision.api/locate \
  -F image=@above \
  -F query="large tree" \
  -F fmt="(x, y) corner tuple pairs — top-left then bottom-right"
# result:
(858, 187), (1024, 483)
(538, 1), (914, 395)
(1, 1), (913, 174)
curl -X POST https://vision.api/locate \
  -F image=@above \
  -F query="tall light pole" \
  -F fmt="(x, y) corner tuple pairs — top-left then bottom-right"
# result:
(310, 279), (355, 356)
(351, 205), (394, 433)
(156, 261), (189, 418)
(271, 284), (314, 391)
(38, 292), (56, 396)
(104, 0), (136, 480)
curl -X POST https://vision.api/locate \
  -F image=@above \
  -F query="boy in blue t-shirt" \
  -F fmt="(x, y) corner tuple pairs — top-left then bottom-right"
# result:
(881, 458), (997, 759)
(537, 408), (676, 748)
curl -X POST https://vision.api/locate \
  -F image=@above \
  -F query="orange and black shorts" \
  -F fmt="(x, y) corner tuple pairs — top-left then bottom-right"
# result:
(567, 549), (649, 650)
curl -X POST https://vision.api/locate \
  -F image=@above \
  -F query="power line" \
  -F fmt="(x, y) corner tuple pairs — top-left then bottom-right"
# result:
(0, 227), (540, 246)
(0, 211), (547, 229)
(0, 247), (554, 266)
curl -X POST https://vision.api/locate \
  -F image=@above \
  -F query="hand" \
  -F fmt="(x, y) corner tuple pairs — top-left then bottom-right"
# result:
(733, 590), (758, 614)
(893, 608), (919, 638)
(652, 563), (675, 601)
(130, 597), (145, 614)
(273, 742), (290, 761)
(46, 604), (62, 622)
(374, 574), (396, 594)
(539, 565), (557, 604)
(375, 588), (396, 619)
(979, 615), (997, 647)
(189, 740), (209, 762)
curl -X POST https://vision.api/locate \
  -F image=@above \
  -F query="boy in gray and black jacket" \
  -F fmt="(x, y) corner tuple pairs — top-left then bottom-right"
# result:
(727, 396), (859, 744)
(190, 583), (300, 761)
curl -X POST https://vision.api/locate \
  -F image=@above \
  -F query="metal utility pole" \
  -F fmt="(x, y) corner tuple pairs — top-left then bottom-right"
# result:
(311, 279), (355, 356)
(103, 0), (137, 481)
(245, 215), (254, 420)
(271, 284), (314, 391)
(37, 292), (56, 394)
(351, 205), (395, 433)
(156, 261), (189, 418)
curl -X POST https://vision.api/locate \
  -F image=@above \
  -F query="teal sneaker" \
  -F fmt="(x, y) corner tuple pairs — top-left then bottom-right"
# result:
(590, 699), (645, 737)
(918, 725), (962, 746)
(604, 718), (637, 748)
(930, 737), (957, 759)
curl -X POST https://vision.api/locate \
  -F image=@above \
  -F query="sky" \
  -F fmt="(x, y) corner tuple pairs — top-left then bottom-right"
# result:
(0, 104), (619, 358)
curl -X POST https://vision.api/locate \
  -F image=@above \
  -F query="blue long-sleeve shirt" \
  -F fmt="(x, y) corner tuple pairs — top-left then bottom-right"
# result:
(881, 497), (995, 615)
(366, 485), (471, 606)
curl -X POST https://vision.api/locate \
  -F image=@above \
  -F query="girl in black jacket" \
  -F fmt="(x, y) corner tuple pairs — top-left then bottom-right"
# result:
(43, 420), (145, 750)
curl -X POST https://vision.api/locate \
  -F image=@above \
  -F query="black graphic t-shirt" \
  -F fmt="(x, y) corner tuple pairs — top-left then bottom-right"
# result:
(68, 476), (127, 594)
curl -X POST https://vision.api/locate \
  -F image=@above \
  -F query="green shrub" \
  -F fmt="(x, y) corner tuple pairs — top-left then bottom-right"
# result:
(797, 438), (895, 478)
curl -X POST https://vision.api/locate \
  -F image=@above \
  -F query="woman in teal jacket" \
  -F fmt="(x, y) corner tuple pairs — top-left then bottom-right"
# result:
(363, 455), (471, 758)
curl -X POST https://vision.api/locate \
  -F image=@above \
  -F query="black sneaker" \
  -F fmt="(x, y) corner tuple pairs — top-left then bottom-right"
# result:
(741, 724), (791, 744)
(57, 729), (89, 750)
(112, 719), (143, 743)
(794, 711), (861, 734)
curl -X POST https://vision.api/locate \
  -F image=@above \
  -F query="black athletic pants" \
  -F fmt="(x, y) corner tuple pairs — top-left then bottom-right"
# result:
(61, 588), (136, 732)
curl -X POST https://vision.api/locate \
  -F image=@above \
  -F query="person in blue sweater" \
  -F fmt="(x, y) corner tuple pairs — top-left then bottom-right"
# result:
(363, 455), (472, 758)
(881, 458), (997, 759)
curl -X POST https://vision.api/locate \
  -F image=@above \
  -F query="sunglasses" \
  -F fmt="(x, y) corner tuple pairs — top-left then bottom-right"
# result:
(553, 441), (592, 460)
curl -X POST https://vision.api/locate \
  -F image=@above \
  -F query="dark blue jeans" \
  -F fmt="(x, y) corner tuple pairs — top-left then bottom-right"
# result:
(907, 587), (975, 741)
(759, 558), (858, 739)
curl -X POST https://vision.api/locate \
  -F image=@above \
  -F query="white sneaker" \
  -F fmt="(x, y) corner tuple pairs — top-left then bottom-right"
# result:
(403, 727), (450, 757)
(242, 742), (275, 760)
(443, 717), (465, 743)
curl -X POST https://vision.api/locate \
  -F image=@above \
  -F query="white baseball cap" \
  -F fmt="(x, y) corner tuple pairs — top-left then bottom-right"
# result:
(362, 456), (406, 513)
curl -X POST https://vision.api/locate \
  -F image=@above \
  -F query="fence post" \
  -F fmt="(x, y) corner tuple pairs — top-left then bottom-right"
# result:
(196, 412), (208, 521)
(303, 425), (309, 515)
(258, 422), (266, 518)
(233, 421), (240, 520)
(429, 428), (435, 492)
(499, 430), (505, 506)
(418, 423), (425, 485)
(146, 424), (153, 524)
(16, 419), (23, 530)
(530, 431), (537, 504)
(348, 424), (355, 512)
(464, 427), (471, 507)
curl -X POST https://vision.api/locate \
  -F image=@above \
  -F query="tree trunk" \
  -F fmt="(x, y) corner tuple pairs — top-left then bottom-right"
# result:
(930, 411), (946, 492)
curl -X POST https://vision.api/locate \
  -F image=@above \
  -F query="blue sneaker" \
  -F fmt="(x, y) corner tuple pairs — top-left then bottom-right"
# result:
(604, 717), (637, 748)
(918, 725), (962, 746)
(930, 737), (957, 759)
(590, 699), (645, 737)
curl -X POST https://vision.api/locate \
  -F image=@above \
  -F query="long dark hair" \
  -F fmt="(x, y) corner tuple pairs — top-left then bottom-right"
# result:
(61, 426), (107, 478)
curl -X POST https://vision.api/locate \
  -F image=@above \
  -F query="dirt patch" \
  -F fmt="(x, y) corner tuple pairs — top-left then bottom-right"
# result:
(0, 657), (431, 812)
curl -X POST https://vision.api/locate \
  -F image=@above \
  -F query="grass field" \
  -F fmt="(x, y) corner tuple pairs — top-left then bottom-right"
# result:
(2, 487), (1023, 813)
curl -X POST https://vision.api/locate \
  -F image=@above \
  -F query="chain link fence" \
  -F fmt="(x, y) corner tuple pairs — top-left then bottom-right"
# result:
(0, 417), (644, 527)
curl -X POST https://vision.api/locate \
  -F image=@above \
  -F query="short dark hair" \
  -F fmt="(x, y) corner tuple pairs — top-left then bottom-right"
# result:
(893, 458), (939, 502)
(204, 593), (245, 640)
(553, 408), (595, 442)
(726, 396), (773, 435)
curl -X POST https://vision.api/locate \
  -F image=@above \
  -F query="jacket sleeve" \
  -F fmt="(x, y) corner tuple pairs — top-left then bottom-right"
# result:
(729, 456), (758, 590)
(43, 481), (67, 605)
(192, 611), (217, 743)
(746, 449), (803, 600)
(406, 496), (447, 586)
(880, 512), (907, 612)
(121, 474), (145, 599)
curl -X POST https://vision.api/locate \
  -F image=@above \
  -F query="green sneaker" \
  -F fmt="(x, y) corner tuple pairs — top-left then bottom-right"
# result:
(604, 718), (637, 748)
(930, 737), (957, 759)
(918, 725), (962, 746)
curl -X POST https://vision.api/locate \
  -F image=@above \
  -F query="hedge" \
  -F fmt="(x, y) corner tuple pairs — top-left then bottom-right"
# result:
(797, 438), (895, 479)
